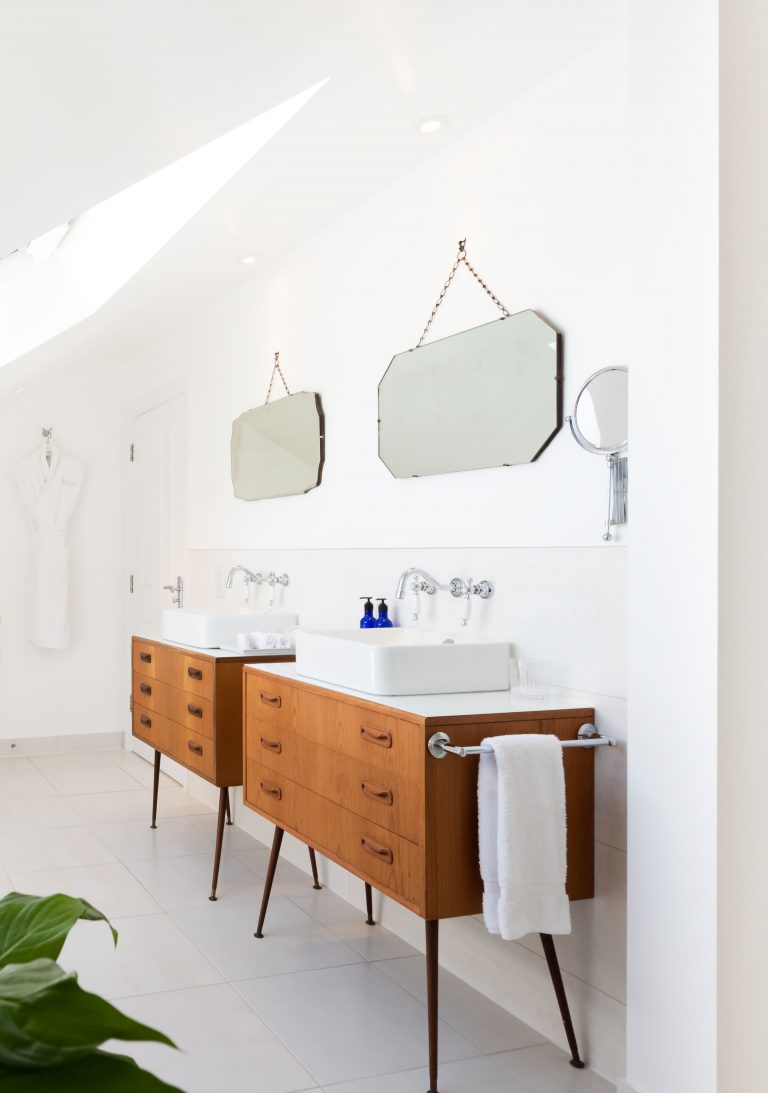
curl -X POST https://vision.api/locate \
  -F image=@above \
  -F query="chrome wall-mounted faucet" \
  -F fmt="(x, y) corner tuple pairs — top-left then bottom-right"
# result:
(225, 565), (264, 591)
(395, 567), (493, 626)
(163, 576), (184, 608)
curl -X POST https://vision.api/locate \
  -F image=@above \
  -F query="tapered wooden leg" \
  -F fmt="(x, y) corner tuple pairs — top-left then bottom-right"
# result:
(540, 933), (585, 1068)
(208, 788), (228, 901)
(224, 788), (232, 825)
(425, 919), (439, 1093)
(308, 846), (322, 890)
(254, 826), (284, 938)
(365, 883), (375, 925)
(150, 750), (161, 829)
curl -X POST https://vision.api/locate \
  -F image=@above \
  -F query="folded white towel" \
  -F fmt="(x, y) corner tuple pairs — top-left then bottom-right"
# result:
(249, 631), (294, 650)
(478, 734), (571, 940)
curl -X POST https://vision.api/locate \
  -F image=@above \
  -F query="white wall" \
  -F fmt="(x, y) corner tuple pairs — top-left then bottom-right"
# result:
(719, 3), (768, 1090)
(624, 2), (719, 1092)
(0, 359), (126, 744)
(120, 37), (630, 1081)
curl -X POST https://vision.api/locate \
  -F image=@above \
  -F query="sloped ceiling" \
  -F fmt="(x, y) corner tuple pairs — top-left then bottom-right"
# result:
(0, 0), (624, 397)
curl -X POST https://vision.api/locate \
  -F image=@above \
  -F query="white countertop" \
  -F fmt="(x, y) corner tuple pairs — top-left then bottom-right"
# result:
(135, 633), (295, 660)
(244, 661), (592, 720)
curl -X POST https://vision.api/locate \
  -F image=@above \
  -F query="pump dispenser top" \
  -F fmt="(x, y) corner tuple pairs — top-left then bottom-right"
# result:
(360, 596), (376, 629)
(376, 597), (393, 628)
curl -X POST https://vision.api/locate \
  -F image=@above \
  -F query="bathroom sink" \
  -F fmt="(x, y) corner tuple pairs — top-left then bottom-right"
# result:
(162, 609), (297, 650)
(295, 629), (511, 695)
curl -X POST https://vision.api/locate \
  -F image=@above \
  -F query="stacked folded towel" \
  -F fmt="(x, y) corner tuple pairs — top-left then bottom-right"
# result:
(236, 631), (294, 651)
(478, 734), (571, 940)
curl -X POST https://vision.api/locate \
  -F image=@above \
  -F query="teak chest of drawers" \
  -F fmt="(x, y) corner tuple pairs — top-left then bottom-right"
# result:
(243, 665), (598, 1092)
(130, 636), (294, 899)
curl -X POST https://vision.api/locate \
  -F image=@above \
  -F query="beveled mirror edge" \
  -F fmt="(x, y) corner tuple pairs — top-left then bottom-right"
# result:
(230, 390), (326, 502)
(376, 310), (564, 480)
(567, 365), (628, 456)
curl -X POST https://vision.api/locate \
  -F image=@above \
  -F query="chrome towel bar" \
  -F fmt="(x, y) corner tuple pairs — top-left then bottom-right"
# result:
(427, 723), (617, 759)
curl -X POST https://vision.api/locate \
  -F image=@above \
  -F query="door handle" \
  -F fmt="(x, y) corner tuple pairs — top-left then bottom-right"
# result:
(187, 741), (203, 756)
(360, 725), (392, 749)
(187, 704), (203, 718)
(360, 836), (393, 865)
(187, 667), (203, 680)
(361, 781), (394, 806)
(260, 780), (282, 801)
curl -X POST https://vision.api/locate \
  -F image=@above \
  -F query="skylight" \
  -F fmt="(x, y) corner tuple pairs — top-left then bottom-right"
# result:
(0, 80), (327, 369)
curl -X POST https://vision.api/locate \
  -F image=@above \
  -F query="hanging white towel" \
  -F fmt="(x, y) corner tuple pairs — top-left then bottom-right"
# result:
(478, 734), (571, 940)
(14, 443), (84, 650)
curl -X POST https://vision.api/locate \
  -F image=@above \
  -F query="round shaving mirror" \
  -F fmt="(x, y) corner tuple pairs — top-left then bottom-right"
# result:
(568, 366), (628, 540)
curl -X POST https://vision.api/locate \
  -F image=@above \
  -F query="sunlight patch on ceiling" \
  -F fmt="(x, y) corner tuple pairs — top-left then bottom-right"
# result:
(0, 79), (327, 369)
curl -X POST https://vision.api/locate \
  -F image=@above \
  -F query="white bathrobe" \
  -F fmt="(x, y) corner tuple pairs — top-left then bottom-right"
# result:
(15, 444), (84, 649)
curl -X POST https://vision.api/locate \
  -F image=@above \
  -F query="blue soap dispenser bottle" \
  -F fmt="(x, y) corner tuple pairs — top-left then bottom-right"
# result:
(360, 596), (376, 629)
(376, 597), (394, 627)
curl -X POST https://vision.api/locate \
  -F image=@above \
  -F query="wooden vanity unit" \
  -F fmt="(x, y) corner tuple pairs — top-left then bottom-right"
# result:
(243, 663), (598, 1093)
(130, 636), (295, 900)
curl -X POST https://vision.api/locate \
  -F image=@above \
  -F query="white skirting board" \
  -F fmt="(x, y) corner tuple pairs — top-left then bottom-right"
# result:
(184, 771), (626, 1084)
(616, 1081), (642, 1093)
(0, 731), (123, 756)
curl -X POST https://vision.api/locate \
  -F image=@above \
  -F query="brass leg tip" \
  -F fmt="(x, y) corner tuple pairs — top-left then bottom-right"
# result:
(254, 931), (264, 939)
(312, 883), (322, 890)
(366, 918), (376, 926)
(569, 1059), (585, 1069)
(208, 894), (217, 902)
(150, 824), (157, 829)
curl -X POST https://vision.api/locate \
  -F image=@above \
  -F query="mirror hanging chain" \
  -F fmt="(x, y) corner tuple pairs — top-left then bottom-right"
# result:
(415, 239), (511, 348)
(264, 351), (292, 404)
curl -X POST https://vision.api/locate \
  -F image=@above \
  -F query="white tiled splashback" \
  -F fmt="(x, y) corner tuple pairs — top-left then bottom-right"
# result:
(186, 544), (627, 1082)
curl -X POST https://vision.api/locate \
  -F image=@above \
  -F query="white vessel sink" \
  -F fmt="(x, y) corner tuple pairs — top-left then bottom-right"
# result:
(295, 629), (511, 696)
(162, 609), (297, 650)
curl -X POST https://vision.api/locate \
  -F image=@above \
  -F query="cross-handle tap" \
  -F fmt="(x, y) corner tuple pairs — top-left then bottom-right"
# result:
(225, 566), (264, 593)
(395, 568), (493, 624)
(265, 572), (290, 607)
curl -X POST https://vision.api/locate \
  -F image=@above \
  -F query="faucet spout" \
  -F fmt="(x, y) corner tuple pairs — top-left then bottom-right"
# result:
(225, 566), (264, 590)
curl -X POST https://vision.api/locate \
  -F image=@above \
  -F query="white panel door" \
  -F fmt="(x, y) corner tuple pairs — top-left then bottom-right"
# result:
(128, 393), (188, 779)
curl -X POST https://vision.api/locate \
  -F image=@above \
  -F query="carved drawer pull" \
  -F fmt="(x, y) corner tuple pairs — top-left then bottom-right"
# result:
(361, 836), (393, 865)
(140, 652), (152, 664)
(187, 741), (203, 756)
(361, 781), (394, 806)
(260, 736), (282, 754)
(260, 780), (282, 801)
(260, 692), (282, 708)
(187, 666), (203, 680)
(187, 704), (203, 718)
(140, 715), (152, 728)
(360, 725), (392, 749)
(140, 683), (152, 695)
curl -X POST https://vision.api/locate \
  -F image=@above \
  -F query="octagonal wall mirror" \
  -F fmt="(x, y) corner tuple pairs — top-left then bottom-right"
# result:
(231, 391), (325, 501)
(567, 365), (628, 541)
(378, 310), (562, 479)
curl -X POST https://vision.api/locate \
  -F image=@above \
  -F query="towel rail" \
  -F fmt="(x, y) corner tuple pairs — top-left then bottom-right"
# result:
(427, 723), (617, 759)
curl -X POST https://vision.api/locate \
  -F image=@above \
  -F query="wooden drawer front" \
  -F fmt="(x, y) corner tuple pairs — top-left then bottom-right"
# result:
(132, 703), (171, 751)
(244, 761), (422, 907)
(244, 761), (297, 830)
(166, 724), (215, 780)
(245, 672), (297, 726)
(132, 640), (174, 681)
(133, 673), (214, 740)
(174, 653), (214, 700)
(246, 718), (422, 845)
(293, 691), (423, 786)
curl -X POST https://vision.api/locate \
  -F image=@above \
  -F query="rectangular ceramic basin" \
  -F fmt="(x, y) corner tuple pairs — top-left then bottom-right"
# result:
(295, 629), (511, 696)
(162, 609), (298, 650)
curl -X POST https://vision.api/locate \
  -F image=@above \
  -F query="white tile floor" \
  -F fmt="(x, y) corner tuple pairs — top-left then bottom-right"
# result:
(0, 749), (616, 1093)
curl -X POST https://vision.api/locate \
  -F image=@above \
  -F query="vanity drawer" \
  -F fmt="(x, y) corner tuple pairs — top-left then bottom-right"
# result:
(244, 761), (298, 830)
(295, 691), (424, 786)
(131, 703), (171, 751)
(245, 672), (298, 726)
(167, 724), (215, 781)
(174, 653), (214, 701)
(132, 673), (214, 740)
(132, 640), (174, 680)
(245, 717), (423, 845)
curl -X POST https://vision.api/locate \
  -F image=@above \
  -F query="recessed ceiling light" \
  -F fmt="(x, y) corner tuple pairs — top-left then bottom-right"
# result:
(241, 255), (257, 265)
(418, 115), (447, 134)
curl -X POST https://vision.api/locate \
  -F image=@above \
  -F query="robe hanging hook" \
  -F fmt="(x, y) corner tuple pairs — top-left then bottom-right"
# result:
(41, 427), (53, 439)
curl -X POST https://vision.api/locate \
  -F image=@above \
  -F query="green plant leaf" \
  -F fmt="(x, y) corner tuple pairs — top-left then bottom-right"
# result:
(0, 959), (175, 1068)
(0, 893), (117, 968)
(0, 1050), (184, 1091)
